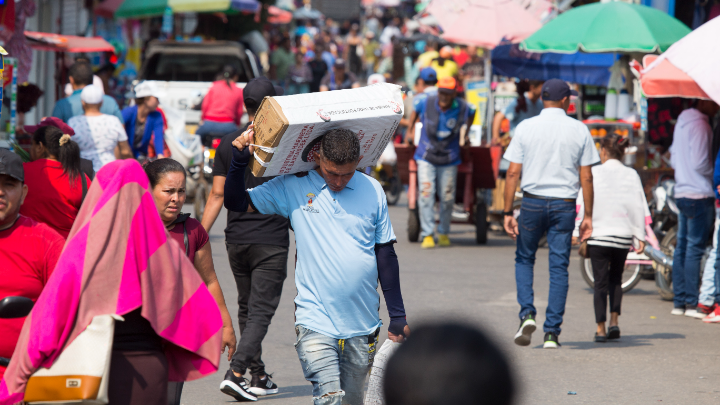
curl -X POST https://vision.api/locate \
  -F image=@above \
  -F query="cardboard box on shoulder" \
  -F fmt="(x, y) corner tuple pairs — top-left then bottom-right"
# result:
(251, 83), (403, 177)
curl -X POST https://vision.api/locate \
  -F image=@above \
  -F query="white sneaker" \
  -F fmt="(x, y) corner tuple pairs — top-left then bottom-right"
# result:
(671, 307), (685, 316)
(684, 309), (706, 319)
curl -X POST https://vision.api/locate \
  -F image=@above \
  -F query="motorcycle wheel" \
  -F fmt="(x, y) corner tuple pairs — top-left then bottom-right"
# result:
(194, 182), (208, 223)
(407, 208), (420, 242)
(580, 256), (643, 293)
(656, 227), (676, 301)
(385, 170), (402, 206)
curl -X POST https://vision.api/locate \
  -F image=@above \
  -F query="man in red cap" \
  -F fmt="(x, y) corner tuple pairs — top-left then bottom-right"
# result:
(25, 117), (95, 180)
(407, 76), (475, 249)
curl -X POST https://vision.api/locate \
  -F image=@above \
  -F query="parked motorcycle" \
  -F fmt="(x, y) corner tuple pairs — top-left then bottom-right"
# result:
(0, 296), (34, 367)
(193, 134), (226, 222)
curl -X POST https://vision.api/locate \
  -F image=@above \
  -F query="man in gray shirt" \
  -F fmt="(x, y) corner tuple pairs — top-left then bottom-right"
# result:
(502, 79), (599, 349)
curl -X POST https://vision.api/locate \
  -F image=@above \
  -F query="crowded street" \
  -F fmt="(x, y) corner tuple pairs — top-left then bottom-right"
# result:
(1, 0), (720, 404)
(176, 201), (720, 405)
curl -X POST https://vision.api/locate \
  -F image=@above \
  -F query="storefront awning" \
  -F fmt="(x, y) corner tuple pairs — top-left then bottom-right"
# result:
(24, 32), (115, 53)
(115, 0), (168, 19)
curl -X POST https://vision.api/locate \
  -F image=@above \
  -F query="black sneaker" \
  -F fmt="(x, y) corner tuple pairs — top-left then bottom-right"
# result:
(249, 373), (279, 396)
(513, 313), (537, 346)
(219, 369), (258, 402)
(543, 332), (560, 349)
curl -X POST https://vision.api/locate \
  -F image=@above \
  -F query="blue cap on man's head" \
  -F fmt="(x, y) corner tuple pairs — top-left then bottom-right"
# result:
(419, 67), (437, 83)
(541, 79), (578, 101)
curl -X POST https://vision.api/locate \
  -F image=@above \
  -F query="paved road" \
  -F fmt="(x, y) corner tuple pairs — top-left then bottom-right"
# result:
(183, 197), (720, 405)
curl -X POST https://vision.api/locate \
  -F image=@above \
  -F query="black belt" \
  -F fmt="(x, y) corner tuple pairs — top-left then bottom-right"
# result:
(523, 192), (575, 202)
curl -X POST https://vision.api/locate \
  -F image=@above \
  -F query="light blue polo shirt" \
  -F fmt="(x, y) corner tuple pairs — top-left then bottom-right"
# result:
(248, 170), (396, 339)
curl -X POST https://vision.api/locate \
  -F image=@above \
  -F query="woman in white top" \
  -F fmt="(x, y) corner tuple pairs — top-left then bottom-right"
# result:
(68, 85), (132, 172)
(576, 134), (650, 342)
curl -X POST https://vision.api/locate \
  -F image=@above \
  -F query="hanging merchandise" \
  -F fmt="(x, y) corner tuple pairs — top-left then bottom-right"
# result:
(604, 88), (618, 120)
(617, 89), (631, 119)
(161, 6), (173, 39)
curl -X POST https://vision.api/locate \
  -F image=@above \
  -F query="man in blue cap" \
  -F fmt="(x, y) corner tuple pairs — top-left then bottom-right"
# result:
(404, 67), (438, 145)
(502, 79), (599, 349)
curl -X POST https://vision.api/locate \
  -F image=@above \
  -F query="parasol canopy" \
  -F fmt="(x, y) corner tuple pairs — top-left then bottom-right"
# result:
(25, 32), (115, 53)
(520, 1), (690, 54)
(293, 6), (323, 20)
(492, 44), (616, 87)
(427, 0), (541, 49)
(633, 55), (710, 100)
(641, 16), (720, 104)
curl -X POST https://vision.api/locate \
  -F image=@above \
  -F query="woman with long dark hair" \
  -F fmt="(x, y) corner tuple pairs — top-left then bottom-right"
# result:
(491, 79), (545, 145)
(196, 65), (244, 140)
(20, 125), (92, 238)
(575, 134), (650, 342)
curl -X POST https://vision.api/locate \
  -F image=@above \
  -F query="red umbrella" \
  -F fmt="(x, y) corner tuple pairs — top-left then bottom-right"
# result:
(632, 55), (710, 100)
(427, 0), (542, 48)
(268, 5), (292, 24)
(24, 32), (115, 53)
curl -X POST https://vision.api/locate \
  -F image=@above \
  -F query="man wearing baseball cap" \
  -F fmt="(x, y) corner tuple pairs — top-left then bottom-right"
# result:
(202, 76), (288, 401)
(407, 76), (475, 249)
(403, 67), (438, 145)
(0, 149), (65, 379)
(502, 78), (599, 349)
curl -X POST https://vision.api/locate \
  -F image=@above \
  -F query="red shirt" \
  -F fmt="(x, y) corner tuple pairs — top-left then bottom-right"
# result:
(0, 215), (65, 379)
(201, 81), (244, 125)
(20, 159), (91, 239)
(168, 217), (209, 263)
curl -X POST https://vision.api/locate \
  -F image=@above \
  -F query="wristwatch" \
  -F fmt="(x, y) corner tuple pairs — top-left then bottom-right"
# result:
(503, 211), (514, 217)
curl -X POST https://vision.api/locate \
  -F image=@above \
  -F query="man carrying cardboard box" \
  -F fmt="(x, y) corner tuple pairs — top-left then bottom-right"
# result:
(223, 127), (410, 405)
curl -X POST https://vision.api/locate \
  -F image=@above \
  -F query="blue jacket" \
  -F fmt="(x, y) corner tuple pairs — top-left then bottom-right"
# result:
(714, 145), (720, 200)
(121, 106), (165, 158)
(51, 89), (124, 124)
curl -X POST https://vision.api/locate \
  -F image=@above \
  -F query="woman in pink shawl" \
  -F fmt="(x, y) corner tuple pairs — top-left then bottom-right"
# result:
(0, 159), (223, 405)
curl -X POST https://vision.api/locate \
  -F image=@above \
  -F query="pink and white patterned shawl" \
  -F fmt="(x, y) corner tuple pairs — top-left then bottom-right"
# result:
(0, 160), (222, 404)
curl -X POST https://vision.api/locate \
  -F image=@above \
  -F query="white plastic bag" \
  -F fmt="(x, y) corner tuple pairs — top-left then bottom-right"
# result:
(364, 339), (401, 405)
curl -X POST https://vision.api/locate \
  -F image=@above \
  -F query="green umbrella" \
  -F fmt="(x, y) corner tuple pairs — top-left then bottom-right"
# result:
(520, 2), (690, 54)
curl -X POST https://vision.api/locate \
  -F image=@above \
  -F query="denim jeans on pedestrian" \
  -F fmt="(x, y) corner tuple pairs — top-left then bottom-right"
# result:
(286, 82), (310, 95)
(515, 197), (576, 335)
(417, 160), (458, 238)
(673, 197), (714, 309)
(699, 206), (720, 306)
(227, 244), (288, 376)
(195, 120), (238, 141)
(295, 326), (378, 405)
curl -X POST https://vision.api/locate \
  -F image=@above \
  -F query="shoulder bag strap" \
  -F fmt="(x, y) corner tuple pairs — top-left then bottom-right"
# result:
(81, 174), (88, 203)
(183, 222), (189, 257)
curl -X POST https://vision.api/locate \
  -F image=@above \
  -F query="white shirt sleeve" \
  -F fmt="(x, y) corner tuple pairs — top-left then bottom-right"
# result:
(579, 126), (600, 166)
(690, 122), (714, 177)
(503, 125), (524, 163)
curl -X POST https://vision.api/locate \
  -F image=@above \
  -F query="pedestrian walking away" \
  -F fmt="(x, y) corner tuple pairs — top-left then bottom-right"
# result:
(69, 85), (133, 172)
(51, 62), (124, 124)
(503, 78), (599, 349)
(0, 149), (65, 380)
(701, 122), (720, 323)
(197, 65), (245, 140)
(202, 76), (288, 402)
(224, 127), (410, 405)
(669, 99), (719, 318)
(574, 135), (650, 342)
(144, 159), (238, 405)
(20, 126), (92, 239)
(406, 76), (475, 249)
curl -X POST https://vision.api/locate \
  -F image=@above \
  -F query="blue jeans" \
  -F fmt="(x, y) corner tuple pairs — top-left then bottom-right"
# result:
(515, 197), (576, 334)
(286, 82), (310, 95)
(295, 326), (378, 405)
(195, 120), (238, 140)
(673, 197), (714, 308)
(417, 160), (458, 238)
(699, 206), (720, 306)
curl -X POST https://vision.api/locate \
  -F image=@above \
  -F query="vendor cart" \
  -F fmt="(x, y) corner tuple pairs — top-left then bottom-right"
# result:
(395, 145), (502, 244)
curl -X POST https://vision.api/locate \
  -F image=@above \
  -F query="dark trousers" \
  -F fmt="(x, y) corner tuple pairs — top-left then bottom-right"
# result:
(589, 245), (629, 323)
(227, 243), (288, 375)
(108, 350), (168, 405)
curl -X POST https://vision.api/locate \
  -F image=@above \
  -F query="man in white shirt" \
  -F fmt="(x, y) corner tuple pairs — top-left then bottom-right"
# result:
(669, 100), (719, 318)
(502, 79), (599, 349)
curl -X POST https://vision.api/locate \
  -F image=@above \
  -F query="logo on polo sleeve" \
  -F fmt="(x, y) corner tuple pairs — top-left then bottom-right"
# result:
(302, 192), (320, 214)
